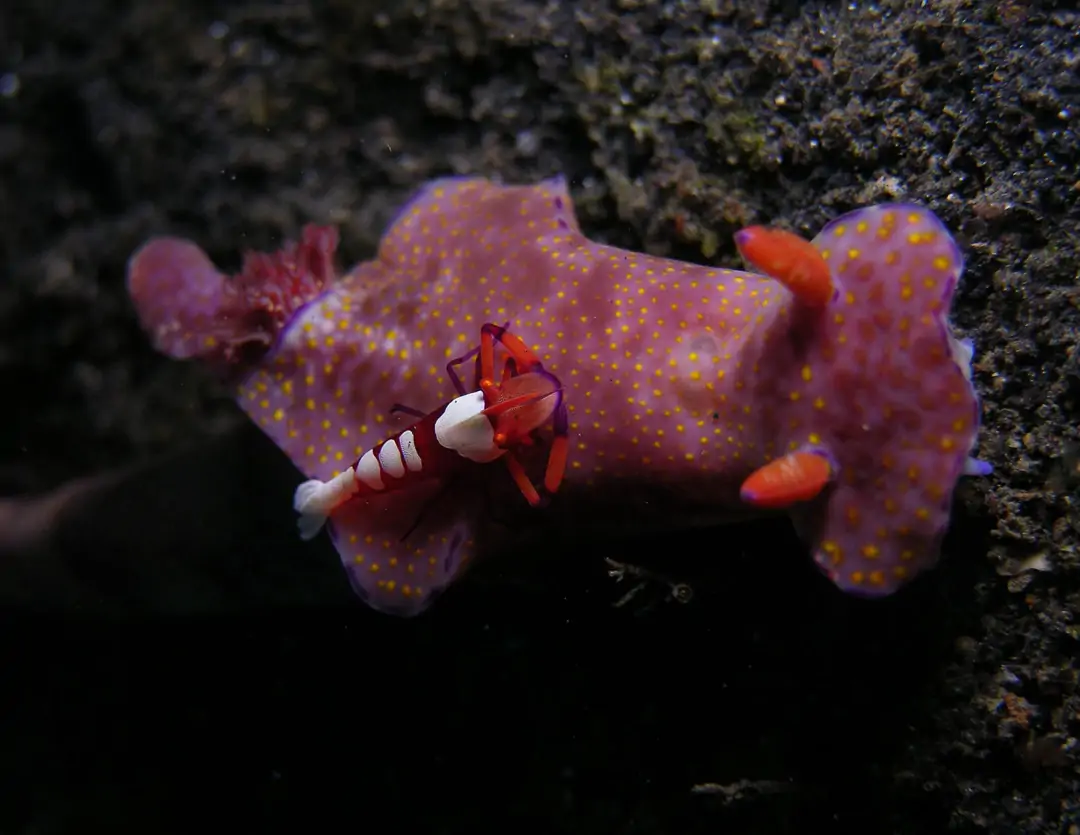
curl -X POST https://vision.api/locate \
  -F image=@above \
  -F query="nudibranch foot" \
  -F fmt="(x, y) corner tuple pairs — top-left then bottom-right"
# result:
(327, 480), (479, 617)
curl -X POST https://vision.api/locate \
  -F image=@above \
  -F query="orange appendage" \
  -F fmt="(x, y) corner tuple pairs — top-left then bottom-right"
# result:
(503, 453), (541, 506)
(740, 451), (833, 509)
(480, 322), (541, 384)
(544, 434), (569, 494)
(734, 226), (834, 308)
(476, 322), (569, 506)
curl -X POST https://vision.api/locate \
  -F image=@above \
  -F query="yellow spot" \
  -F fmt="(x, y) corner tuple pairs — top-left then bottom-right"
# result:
(900, 550), (914, 562)
(813, 397), (825, 410)
(847, 248), (860, 260)
(850, 570), (865, 584)
(901, 286), (913, 301)
(915, 507), (930, 521)
(808, 432), (821, 444)
(932, 255), (951, 270)
(306, 398), (315, 410)
(940, 436), (955, 451)
(868, 570), (885, 587)
(273, 408), (284, 421)
(856, 221), (868, 233)
(893, 566), (908, 580)
(801, 365), (813, 382)
(833, 225), (847, 237)
(861, 544), (880, 559)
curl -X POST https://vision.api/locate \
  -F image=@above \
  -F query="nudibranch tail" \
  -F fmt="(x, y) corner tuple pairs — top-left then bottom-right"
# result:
(127, 225), (339, 377)
(127, 237), (229, 361)
(798, 203), (988, 596)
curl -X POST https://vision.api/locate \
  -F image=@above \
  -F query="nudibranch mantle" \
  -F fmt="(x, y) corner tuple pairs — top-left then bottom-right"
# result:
(127, 176), (989, 615)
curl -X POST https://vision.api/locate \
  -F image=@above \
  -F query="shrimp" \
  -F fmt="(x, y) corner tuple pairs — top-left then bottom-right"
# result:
(293, 322), (569, 540)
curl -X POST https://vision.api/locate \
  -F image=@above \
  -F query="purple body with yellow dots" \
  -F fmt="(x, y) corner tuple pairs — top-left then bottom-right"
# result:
(127, 176), (990, 616)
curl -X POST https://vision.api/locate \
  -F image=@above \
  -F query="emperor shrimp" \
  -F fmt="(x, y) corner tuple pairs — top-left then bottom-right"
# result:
(293, 322), (570, 540)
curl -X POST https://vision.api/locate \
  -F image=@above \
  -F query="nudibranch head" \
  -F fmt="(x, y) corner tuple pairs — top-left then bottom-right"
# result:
(785, 204), (986, 595)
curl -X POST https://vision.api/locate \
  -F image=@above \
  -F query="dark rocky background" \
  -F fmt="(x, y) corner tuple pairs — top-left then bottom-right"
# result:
(2, 0), (1079, 832)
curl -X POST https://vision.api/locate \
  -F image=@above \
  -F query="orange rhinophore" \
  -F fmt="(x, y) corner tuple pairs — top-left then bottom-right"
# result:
(740, 450), (834, 510)
(734, 226), (834, 308)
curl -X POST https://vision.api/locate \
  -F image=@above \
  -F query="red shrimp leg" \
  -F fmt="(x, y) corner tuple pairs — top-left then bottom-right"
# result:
(543, 393), (570, 495)
(445, 345), (480, 396)
(447, 320), (512, 395)
(502, 453), (541, 506)
(479, 322), (541, 386)
(390, 403), (427, 419)
(477, 321), (569, 503)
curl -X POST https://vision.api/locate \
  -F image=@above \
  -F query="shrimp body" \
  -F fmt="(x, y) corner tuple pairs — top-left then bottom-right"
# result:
(353, 391), (505, 495)
(293, 323), (569, 540)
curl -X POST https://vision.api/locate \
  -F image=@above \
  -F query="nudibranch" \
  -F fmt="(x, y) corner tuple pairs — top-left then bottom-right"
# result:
(127, 176), (990, 616)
